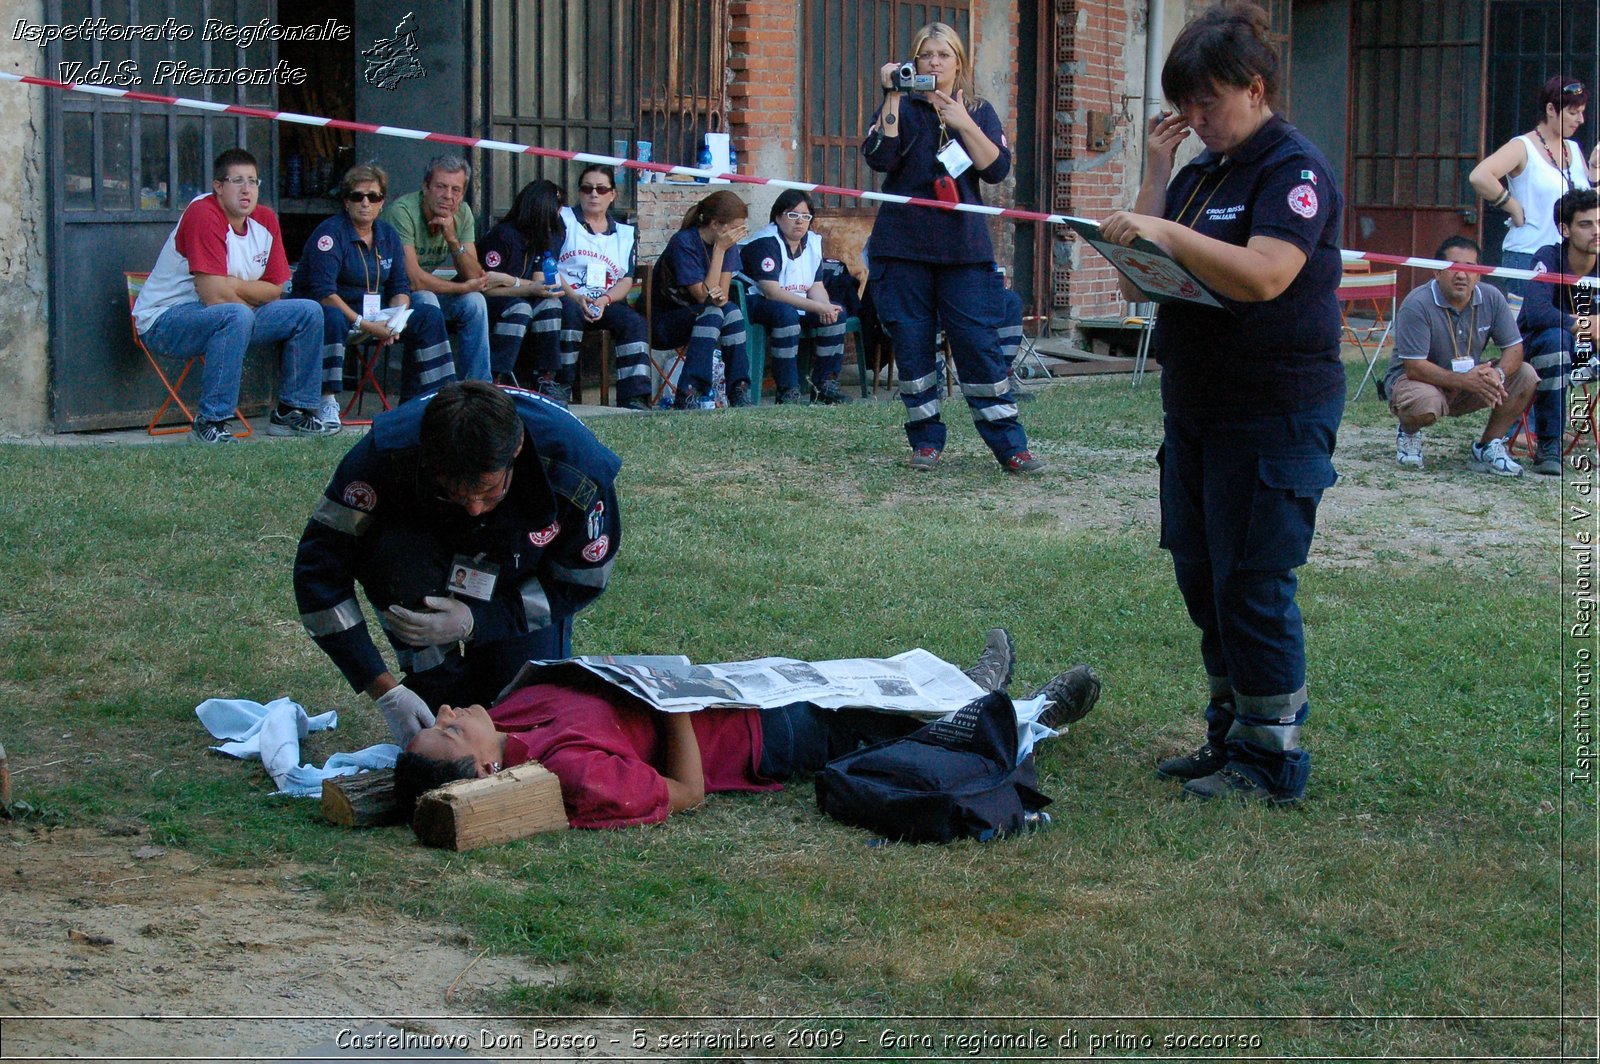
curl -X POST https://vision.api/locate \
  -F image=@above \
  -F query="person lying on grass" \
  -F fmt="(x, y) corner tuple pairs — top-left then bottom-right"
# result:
(393, 630), (1100, 829)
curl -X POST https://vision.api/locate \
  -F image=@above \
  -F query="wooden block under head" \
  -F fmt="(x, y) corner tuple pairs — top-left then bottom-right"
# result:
(412, 762), (567, 851)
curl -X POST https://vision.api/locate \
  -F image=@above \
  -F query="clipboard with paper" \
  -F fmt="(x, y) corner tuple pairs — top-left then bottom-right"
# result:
(1059, 216), (1224, 308)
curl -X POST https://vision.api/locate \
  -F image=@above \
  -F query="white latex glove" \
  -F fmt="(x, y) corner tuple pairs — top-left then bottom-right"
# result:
(385, 595), (475, 647)
(375, 684), (435, 745)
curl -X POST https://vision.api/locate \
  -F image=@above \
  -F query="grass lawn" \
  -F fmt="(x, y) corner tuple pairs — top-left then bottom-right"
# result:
(1, 363), (1592, 1058)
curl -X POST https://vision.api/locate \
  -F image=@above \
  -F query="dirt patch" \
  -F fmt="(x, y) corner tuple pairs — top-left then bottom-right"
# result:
(0, 825), (637, 1060)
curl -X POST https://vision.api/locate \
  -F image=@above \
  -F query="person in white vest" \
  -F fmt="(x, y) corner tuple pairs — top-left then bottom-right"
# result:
(552, 165), (652, 410)
(738, 190), (852, 405)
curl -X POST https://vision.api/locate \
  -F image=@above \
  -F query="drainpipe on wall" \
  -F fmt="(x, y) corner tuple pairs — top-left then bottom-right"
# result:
(1146, 0), (1166, 123)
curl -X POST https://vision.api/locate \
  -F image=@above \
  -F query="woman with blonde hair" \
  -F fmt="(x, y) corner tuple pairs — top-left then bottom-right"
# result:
(862, 22), (1041, 472)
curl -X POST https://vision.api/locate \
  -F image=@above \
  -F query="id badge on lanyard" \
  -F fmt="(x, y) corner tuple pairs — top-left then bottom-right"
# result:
(362, 292), (382, 320)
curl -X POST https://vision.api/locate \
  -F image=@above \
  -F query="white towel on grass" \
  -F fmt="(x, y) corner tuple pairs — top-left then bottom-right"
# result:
(196, 696), (398, 797)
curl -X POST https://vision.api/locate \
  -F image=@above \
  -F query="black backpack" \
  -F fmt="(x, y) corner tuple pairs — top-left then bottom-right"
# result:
(814, 692), (1051, 843)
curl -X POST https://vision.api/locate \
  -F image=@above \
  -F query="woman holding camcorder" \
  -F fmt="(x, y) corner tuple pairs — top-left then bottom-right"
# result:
(861, 22), (1040, 473)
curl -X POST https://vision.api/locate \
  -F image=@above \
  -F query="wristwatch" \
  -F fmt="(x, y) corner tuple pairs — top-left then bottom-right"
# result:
(450, 243), (466, 256)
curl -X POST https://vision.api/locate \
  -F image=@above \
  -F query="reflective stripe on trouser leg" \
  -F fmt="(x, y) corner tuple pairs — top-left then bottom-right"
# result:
(999, 324), (1021, 373)
(718, 303), (750, 383)
(1227, 691), (1311, 797)
(527, 297), (563, 378)
(318, 304), (349, 393)
(681, 305), (726, 391)
(749, 295), (801, 389)
(606, 305), (651, 401)
(937, 263), (1028, 460)
(807, 318), (846, 383)
(870, 258), (946, 451)
(488, 298), (530, 377)
(400, 335), (455, 404)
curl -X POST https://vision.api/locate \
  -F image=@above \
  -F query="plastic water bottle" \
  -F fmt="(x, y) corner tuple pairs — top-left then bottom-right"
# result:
(696, 144), (712, 182)
(728, 145), (738, 174)
(541, 251), (557, 288)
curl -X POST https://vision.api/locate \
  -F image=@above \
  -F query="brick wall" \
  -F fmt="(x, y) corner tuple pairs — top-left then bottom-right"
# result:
(1051, 0), (1147, 321)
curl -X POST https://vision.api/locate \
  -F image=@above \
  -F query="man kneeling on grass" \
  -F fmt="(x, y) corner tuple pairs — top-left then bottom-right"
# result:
(1386, 236), (1537, 476)
(393, 630), (1100, 829)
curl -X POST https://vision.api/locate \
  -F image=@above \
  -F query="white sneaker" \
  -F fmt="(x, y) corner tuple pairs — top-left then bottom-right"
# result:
(318, 394), (343, 433)
(1395, 425), (1423, 469)
(1469, 436), (1522, 477)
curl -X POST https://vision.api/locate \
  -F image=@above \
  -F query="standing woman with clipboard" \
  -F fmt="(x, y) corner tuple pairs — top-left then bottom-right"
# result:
(1100, 1), (1344, 805)
(862, 21), (1042, 473)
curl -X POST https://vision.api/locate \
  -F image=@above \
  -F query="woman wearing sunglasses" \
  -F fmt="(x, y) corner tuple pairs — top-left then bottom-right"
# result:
(295, 163), (455, 420)
(738, 189), (853, 405)
(1471, 76), (1597, 298)
(552, 165), (653, 410)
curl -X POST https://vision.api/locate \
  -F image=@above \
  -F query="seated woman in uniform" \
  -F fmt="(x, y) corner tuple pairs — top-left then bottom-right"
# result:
(294, 163), (455, 417)
(738, 190), (853, 405)
(479, 179), (568, 400)
(651, 190), (756, 409)
(393, 633), (1101, 829)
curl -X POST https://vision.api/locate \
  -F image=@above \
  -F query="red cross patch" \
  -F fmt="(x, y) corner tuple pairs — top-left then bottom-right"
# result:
(484, 250), (501, 268)
(1287, 184), (1319, 219)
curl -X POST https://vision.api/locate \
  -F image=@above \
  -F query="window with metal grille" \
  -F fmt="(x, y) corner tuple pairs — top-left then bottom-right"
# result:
(1349, 0), (1483, 210)
(54, 0), (280, 220)
(801, 0), (970, 212)
(479, 0), (727, 218)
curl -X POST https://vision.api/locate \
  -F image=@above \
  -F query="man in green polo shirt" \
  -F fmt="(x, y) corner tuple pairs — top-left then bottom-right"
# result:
(383, 155), (515, 389)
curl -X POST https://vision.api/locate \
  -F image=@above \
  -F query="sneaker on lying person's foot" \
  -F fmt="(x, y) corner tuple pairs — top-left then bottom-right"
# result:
(1028, 664), (1101, 729)
(267, 406), (337, 437)
(191, 418), (238, 444)
(1468, 436), (1522, 477)
(1181, 764), (1300, 805)
(961, 627), (1015, 693)
(1155, 741), (1227, 781)
(1395, 425), (1422, 468)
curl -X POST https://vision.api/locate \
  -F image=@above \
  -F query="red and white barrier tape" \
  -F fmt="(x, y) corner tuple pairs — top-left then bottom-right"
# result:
(5, 70), (1596, 289)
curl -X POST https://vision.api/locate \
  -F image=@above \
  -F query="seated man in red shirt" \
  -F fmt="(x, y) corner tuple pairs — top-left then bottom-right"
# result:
(393, 633), (1100, 830)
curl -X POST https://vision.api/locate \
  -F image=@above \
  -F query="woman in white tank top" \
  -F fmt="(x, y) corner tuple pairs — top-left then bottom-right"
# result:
(1470, 75), (1597, 296)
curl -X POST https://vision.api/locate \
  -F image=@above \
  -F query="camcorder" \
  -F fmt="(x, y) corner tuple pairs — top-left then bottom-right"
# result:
(893, 62), (936, 92)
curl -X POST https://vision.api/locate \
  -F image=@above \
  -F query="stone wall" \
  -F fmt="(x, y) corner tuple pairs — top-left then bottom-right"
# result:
(0, 0), (51, 436)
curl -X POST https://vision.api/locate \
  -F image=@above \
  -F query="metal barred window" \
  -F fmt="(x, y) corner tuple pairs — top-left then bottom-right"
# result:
(480, 0), (726, 217)
(801, 0), (970, 212)
(53, 0), (279, 220)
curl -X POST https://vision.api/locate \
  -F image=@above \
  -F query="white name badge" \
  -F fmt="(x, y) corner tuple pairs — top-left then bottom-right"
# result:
(1451, 357), (1475, 374)
(584, 261), (608, 289)
(362, 292), (382, 320)
(936, 138), (973, 178)
(447, 555), (499, 602)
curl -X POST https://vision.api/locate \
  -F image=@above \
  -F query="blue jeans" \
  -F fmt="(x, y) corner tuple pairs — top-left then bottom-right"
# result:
(1526, 326), (1577, 444)
(870, 258), (1028, 460)
(1497, 249), (1535, 301)
(141, 297), (323, 423)
(410, 290), (492, 383)
(1158, 396), (1343, 796)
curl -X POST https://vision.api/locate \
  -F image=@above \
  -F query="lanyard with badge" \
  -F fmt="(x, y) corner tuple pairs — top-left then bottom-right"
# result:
(1448, 302), (1479, 374)
(1173, 161), (1233, 230)
(933, 116), (971, 204)
(357, 239), (383, 320)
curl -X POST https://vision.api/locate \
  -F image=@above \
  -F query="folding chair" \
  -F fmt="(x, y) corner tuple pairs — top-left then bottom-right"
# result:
(1125, 301), (1157, 388)
(125, 271), (253, 438)
(339, 334), (395, 426)
(1336, 266), (1398, 399)
(1014, 311), (1054, 381)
